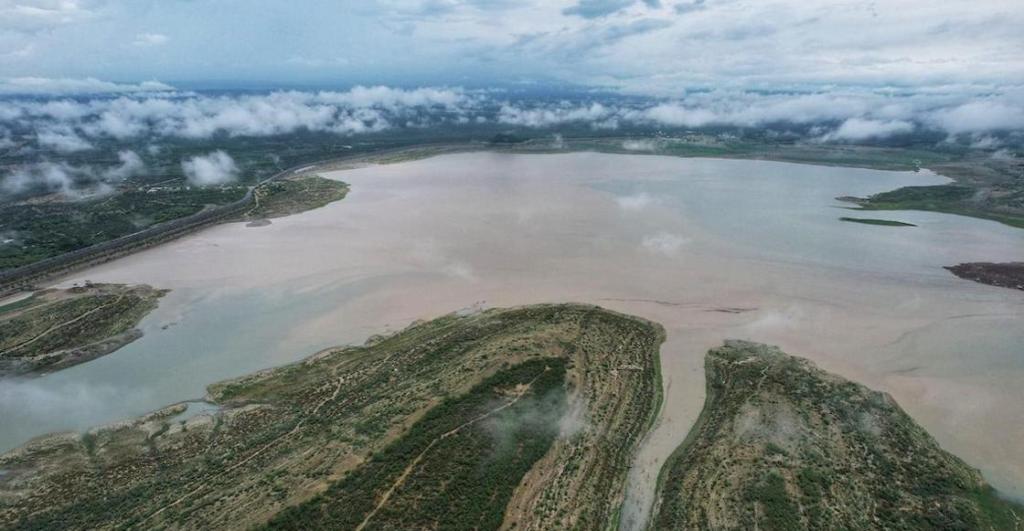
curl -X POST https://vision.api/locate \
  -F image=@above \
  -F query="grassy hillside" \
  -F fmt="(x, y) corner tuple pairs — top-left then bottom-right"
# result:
(653, 341), (1024, 530)
(0, 304), (663, 530)
(266, 357), (567, 530)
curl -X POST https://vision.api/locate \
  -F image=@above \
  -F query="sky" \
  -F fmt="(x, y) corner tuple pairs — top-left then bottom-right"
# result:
(1, 0), (1023, 199)
(0, 0), (1021, 201)
(0, 0), (1021, 94)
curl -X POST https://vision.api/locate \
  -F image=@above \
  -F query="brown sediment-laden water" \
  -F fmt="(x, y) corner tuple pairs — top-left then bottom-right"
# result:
(2, 152), (1021, 528)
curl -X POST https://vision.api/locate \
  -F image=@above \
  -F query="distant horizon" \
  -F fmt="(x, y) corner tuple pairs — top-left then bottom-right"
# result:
(1, 1), (1020, 96)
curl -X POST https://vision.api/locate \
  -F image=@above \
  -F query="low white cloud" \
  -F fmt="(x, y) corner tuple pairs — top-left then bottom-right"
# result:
(641, 231), (688, 256)
(639, 103), (717, 127)
(928, 101), (1024, 135)
(443, 261), (478, 282)
(0, 0), (96, 33)
(0, 86), (477, 145)
(1, 150), (146, 198)
(821, 118), (915, 141)
(181, 150), (239, 186)
(0, 128), (14, 149)
(616, 192), (656, 211)
(2, 162), (75, 195)
(744, 306), (806, 333)
(490, 88), (1024, 137)
(104, 150), (145, 181)
(132, 33), (169, 47)
(497, 102), (615, 128)
(621, 139), (658, 151)
(563, 0), (635, 19)
(0, 77), (174, 95)
(990, 149), (1016, 160)
(36, 126), (92, 152)
(1, 84), (1023, 158)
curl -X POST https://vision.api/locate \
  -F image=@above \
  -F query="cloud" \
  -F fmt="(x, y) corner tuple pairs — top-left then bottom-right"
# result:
(563, 0), (635, 19)
(285, 55), (349, 68)
(132, 33), (169, 47)
(641, 231), (689, 256)
(2, 162), (76, 196)
(1, 150), (146, 198)
(674, 0), (706, 14)
(103, 150), (145, 181)
(0, 86), (478, 146)
(821, 118), (915, 141)
(0, 0), (95, 33)
(616, 192), (657, 210)
(0, 0), (1020, 98)
(497, 102), (615, 127)
(443, 261), (478, 282)
(494, 88), (1024, 136)
(2, 84), (1023, 158)
(36, 125), (93, 152)
(621, 139), (658, 151)
(0, 77), (174, 95)
(181, 150), (239, 186)
(639, 103), (718, 127)
(928, 101), (1024, 135)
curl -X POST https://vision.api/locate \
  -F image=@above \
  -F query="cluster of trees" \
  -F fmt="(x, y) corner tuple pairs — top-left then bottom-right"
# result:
(265, 358), (567, 530)
(0, 187), (245, 270)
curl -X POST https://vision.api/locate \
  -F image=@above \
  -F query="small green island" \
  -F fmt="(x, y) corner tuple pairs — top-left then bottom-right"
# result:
(0, 283), (166, 377)
(653, 340), (1023, 530)
(839, 216), (917, 227)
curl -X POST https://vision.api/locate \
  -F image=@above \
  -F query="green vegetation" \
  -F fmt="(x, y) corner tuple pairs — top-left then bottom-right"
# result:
(0, 187), (246, 270)
(266, 358), (567, 530)
(0, 304), (663, 529)
(839, 217), (916, 227)
(565, 136), (1024, 230)
(0, 283), (166, 376)
(489, 133), (530, 144)
(567, 136), (956, 172)
(653, 341), (1024, 530)
(243, 176), (348, 221)
(4, 136), (1020, 274)
(842, 181), (1024, 229)
(0, 293), (38, 313)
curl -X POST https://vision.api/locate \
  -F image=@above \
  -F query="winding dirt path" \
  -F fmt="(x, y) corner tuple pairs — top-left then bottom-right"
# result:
(140, 365), (347, 525)
(0, 294), (126, 357)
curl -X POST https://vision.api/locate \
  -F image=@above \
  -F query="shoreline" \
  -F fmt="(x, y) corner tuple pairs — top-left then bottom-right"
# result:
(3, 138), (1019, 300)
(1, 151), (1021, 528)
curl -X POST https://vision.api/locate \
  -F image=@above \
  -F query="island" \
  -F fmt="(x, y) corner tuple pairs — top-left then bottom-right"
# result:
(652, 340), (1023, 530)
(0, 283), (166, 377)
(0, 304), (663, 529)
(839, 216), (916, 227)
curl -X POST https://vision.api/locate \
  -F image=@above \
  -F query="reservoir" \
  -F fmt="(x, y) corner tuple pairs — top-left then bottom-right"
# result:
(2, 152), (1022, 527)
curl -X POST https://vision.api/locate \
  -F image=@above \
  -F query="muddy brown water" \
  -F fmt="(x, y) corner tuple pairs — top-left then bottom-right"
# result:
(1, 152), (1021, 528)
